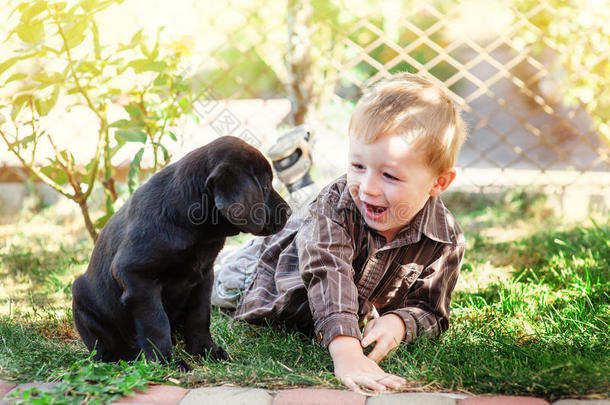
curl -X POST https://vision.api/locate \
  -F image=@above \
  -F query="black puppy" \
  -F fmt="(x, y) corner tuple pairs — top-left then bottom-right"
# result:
(72, 136), (290, 370)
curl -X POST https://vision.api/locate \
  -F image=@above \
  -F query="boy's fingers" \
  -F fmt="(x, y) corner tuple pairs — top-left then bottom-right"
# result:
(367, 337), (392, 363)
(367, 345), (386, 363)
(381, 374), (407, 389)
(342, 375), (384, 393)
(342, 372), (406, 393)
(363, 318), (376, 336)
(361, 329), (379, 347)
(341, 376), (361, 393)
(354, 375), (387, 392)
(364, 373), (404, 391)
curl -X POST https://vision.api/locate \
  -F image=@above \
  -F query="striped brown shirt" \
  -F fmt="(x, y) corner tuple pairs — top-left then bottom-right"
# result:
(235, 174), (465, 347)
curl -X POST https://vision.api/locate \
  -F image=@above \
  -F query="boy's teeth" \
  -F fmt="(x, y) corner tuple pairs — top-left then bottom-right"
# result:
(366, 203), (386, 214)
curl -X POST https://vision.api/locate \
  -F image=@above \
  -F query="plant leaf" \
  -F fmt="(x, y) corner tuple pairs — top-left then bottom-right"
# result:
(0, 50), (47, 76)
(109, 119), (131, 128)
(115, 129), (147, 143)
(130, 28), (143, 46)
(40, 164), (69, 185)
(124, 104), (144, 120)
(178, 96), (191, 113)
(128, 59), (148, 73)
(35, 85), (60, 115)
(127, 59), (167, 73)
(166, 130), (177, 141)
(52, 2), (67, 11)
(154, 142), (169, 164)
(80, 0), (97, 12)
(93, 213), (113, 230)
(153, 73), (168, 87)
(78, 61), (101, 75)
(15, 19), (45, 44)
(128, 147), (145, 193)
(0, 57), (19, 76)
(12, 93), (33, 110)
(33, 72), (64, 85)
(4, 72), (27, 84)
(146, 61), (167, 72)
(65, 19), (89, 50)
(20, 1), (48, 22)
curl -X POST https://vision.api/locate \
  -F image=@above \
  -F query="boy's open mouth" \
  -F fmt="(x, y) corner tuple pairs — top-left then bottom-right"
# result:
(363, 202), (388, 219)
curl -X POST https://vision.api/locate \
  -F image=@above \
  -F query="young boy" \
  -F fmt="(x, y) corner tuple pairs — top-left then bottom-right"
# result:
(213, 73), (467, 393)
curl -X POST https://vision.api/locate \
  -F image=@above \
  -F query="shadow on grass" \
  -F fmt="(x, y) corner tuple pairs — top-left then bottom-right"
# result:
(0, 236), (90, 309)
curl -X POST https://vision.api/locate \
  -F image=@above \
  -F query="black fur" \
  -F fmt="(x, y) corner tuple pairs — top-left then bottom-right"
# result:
(72, 136), (290, 370)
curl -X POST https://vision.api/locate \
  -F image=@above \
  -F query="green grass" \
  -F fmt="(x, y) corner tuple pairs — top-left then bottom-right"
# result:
(3, 347), (174, 405)
(0, 191), (608, 402)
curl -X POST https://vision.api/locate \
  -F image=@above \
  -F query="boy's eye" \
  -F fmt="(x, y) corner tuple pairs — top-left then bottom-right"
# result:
(384, 172), (400, 181)
(351, 163), (364, 170)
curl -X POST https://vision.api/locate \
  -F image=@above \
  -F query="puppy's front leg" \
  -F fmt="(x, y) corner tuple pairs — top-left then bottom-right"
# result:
(183, 267), (229, 361)
(112, 261), (189, 370)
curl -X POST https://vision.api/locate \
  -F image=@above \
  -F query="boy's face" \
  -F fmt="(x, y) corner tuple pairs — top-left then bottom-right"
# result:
(347, 132), (450, 242)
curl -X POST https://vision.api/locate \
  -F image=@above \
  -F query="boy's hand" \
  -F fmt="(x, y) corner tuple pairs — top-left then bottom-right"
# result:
(329, 335), (406, 393)
(361, 314), (406, 364)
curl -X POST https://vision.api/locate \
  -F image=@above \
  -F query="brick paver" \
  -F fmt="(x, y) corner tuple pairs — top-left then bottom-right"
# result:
(367, 392), (462, 405)
(180, 386), (273, 405)
(458, 396), (550, 405)
(1, 382), (59, 405)
(0, 383), (17, 401)
(3, 380), (609, 405)
(112, 384), (188, 404)
(273, 388), (366, 405)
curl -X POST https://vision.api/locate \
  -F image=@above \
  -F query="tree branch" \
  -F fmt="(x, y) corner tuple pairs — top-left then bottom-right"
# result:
(0, 128), (74, 200)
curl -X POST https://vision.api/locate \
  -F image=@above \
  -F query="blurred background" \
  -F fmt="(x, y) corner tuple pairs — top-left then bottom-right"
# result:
(0, 0), (608, 229)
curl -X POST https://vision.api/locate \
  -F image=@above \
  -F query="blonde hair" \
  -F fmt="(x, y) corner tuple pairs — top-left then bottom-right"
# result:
(348, 73), (467, 174)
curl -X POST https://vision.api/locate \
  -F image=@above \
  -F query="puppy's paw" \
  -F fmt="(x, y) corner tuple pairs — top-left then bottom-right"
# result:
(202, 345), (230, 362)
(173, 357), (191, 372)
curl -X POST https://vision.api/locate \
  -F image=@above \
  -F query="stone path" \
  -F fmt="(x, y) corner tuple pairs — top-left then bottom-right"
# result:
(1, 381), (608, 405)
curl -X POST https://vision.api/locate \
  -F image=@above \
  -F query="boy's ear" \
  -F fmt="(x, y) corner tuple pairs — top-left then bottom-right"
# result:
(429, 168), (456, 196)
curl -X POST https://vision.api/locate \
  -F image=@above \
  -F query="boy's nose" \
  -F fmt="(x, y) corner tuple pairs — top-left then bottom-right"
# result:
(360, 172), (381, 197)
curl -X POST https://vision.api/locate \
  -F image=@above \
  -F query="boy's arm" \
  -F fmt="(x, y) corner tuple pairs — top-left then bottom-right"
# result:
(296, 188), (361, 348)
(350, 241), (465, 365)
(385, 241), (466, 344)
(295, 186), (405, 392)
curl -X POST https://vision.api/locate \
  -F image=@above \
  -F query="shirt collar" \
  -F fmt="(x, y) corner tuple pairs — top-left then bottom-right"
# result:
(336, 174), (356, 211)
(413, 195), (454, 245)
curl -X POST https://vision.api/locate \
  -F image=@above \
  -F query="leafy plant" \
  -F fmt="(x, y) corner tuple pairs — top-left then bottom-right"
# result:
(7, 354), (174, 405)
(0, 0), (200, 240)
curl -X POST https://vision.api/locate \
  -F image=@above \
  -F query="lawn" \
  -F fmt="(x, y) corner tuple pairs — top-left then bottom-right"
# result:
(0, 190), (608, 403)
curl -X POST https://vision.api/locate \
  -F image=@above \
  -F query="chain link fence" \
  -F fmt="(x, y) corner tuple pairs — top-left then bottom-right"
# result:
(188, 0), (609, 197)
(0, 0), (608, 219)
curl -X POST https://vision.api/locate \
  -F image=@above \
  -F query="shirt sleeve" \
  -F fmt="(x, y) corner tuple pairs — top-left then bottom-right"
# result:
(296, 188), (361, 348)
(386, 240), (465, 343)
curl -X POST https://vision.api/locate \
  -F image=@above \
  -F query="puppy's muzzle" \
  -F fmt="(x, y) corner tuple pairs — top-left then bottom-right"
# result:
(260, 191), (291, 235)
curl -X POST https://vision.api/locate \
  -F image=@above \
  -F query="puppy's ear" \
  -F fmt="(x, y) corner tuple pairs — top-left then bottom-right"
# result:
(206, 165), (265, 234)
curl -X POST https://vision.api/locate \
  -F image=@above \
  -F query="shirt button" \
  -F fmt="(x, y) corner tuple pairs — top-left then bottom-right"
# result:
(375, 251), (383, 259)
